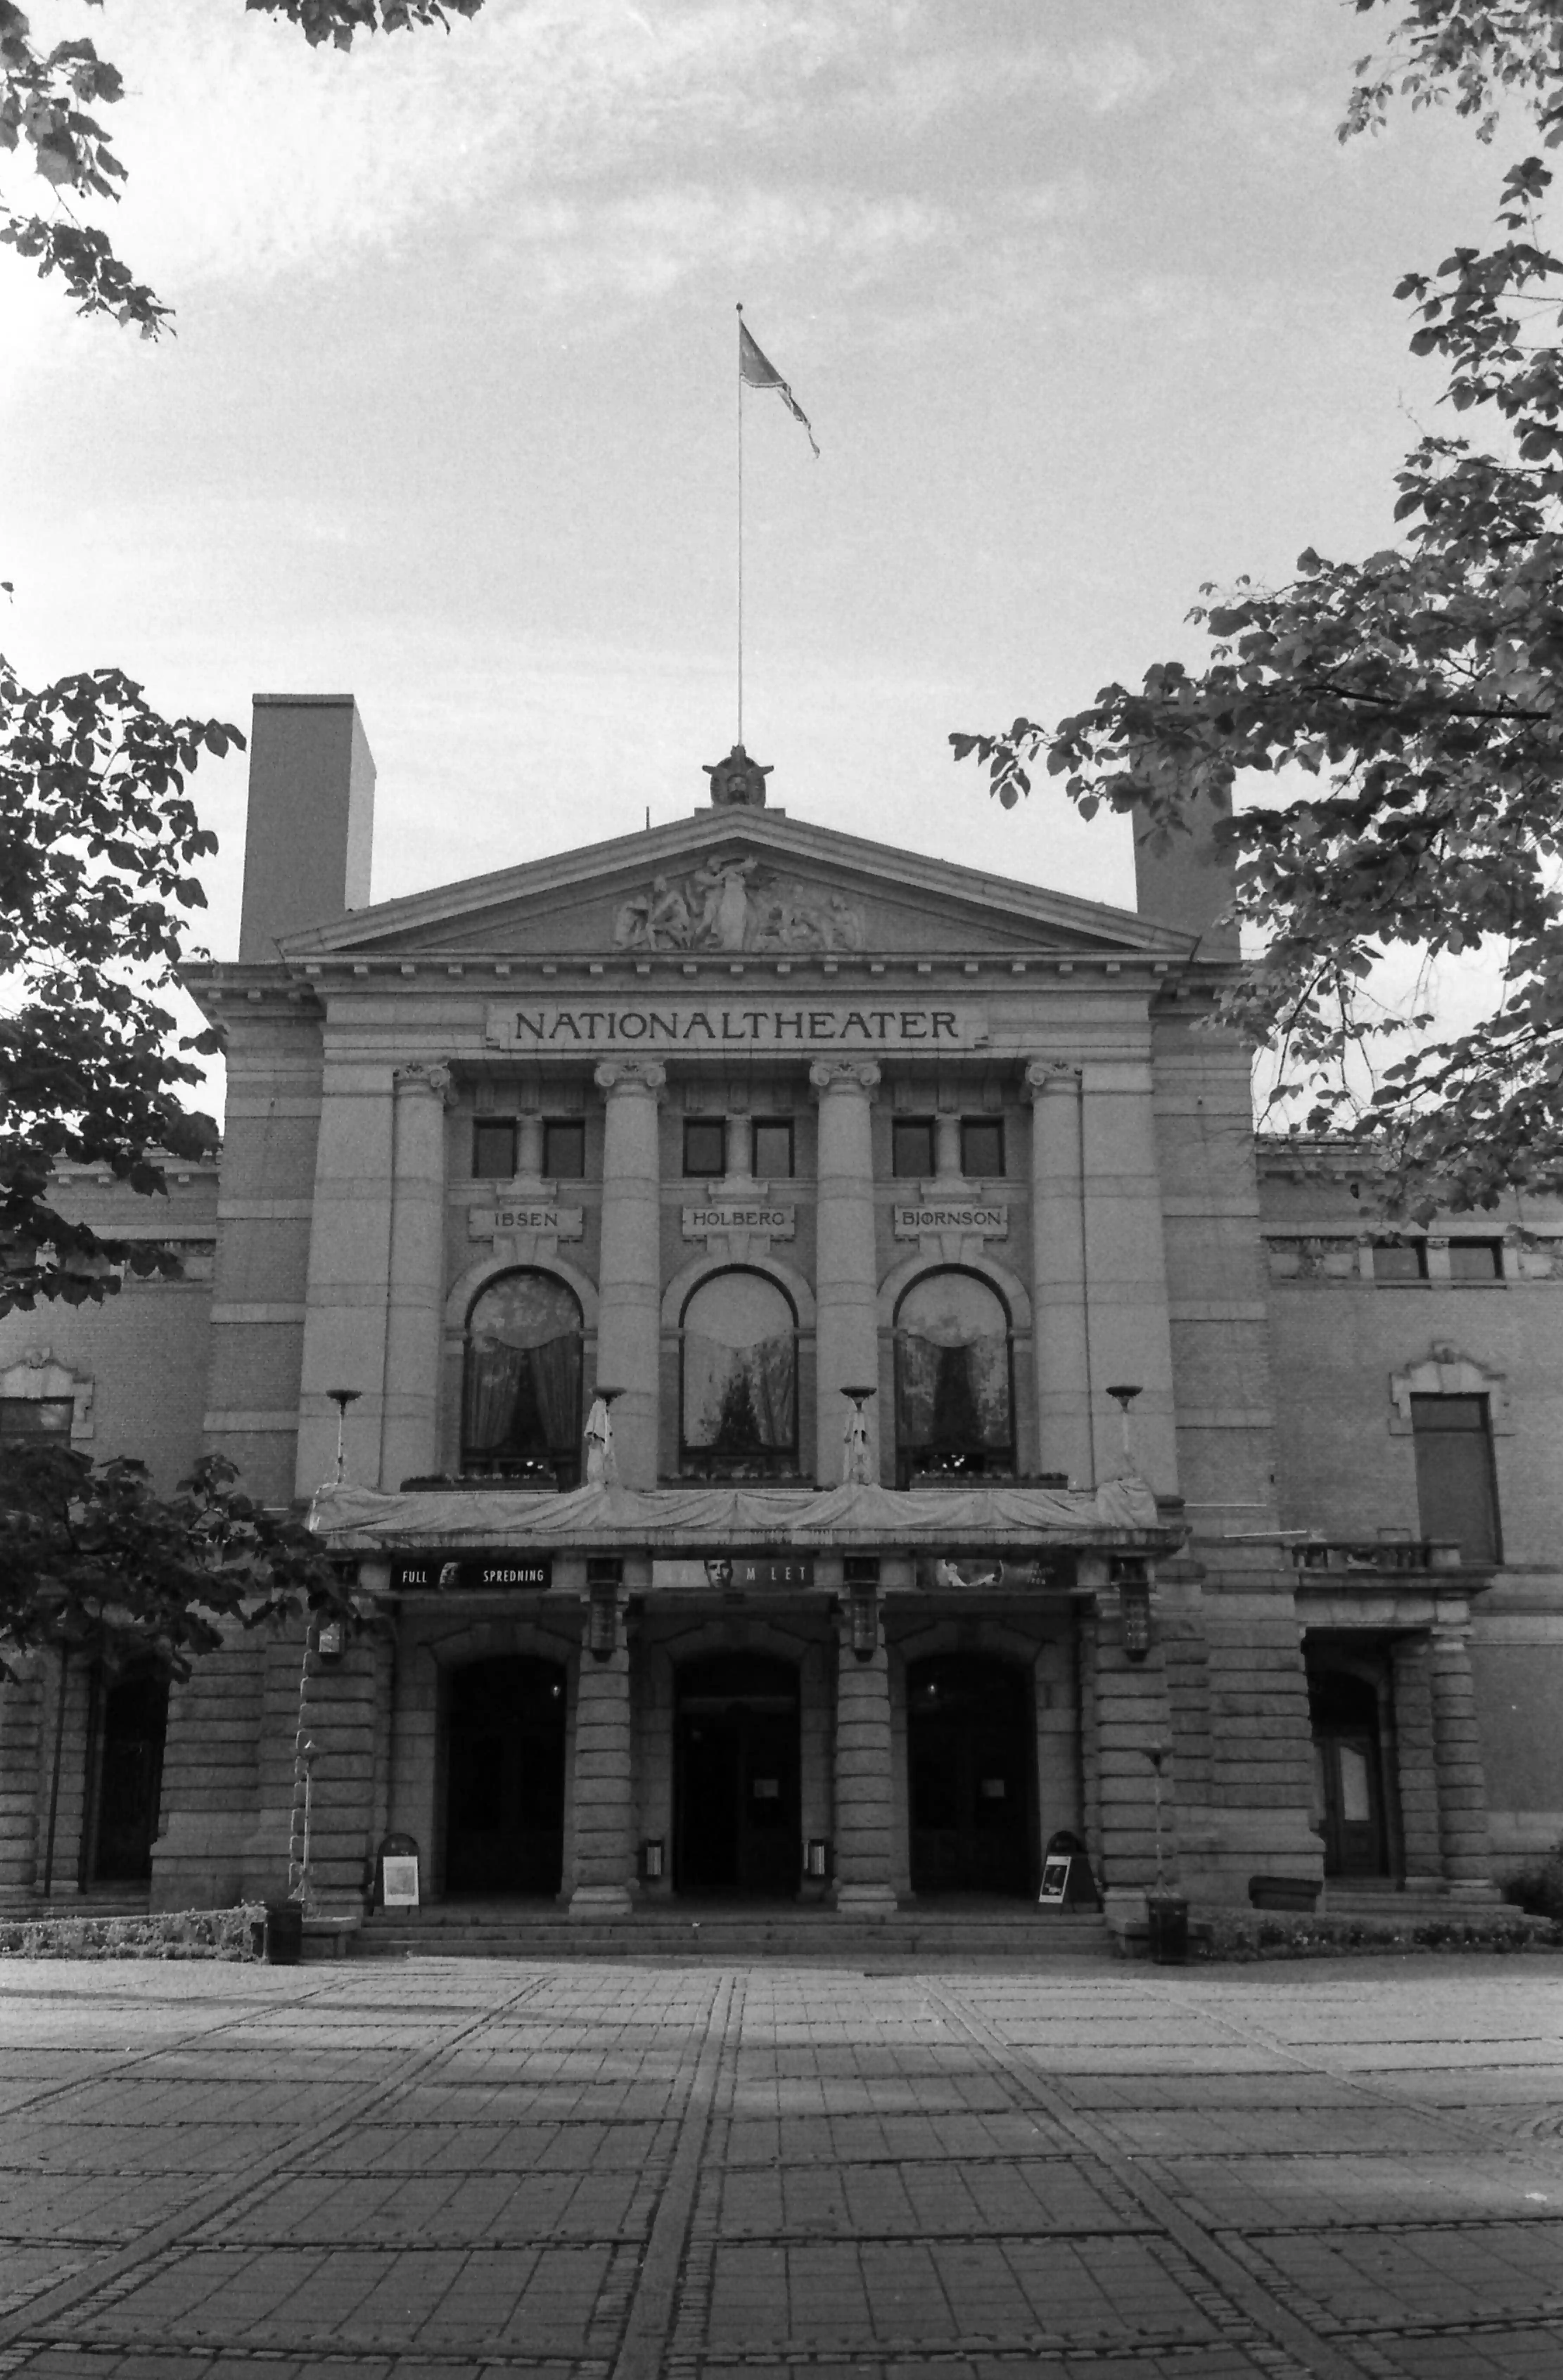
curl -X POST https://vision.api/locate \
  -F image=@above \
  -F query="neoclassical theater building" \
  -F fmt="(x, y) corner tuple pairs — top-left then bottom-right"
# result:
(2, 694), (1560, 1926)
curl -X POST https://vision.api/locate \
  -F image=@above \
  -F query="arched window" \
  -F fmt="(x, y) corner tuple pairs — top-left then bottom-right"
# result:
(462, 1270), (583, 1486)
(681, 1269), (798, 1481)
(894, 1268), (1014, 1486)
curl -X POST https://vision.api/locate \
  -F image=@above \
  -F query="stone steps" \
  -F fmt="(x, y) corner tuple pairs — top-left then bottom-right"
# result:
(1320, 1886), (1495, 1921)
(352, 1905), (1111, 1962)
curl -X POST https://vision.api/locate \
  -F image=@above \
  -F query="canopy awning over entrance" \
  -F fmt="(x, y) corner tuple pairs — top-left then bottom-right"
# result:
(309, 1475), (1171, 1552)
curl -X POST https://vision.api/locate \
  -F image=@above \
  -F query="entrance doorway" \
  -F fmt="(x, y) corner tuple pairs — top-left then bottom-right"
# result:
(444, 1656), (568, 1895)
(675, 1654), (800, 1897)
(86, 1666), (169, 1885)
(907, 1654), (1033, 1896)
(1307, 1658), (1393, 1878)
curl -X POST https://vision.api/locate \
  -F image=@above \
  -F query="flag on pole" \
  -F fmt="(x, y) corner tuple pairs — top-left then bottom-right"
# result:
(739, 317), (819, 458)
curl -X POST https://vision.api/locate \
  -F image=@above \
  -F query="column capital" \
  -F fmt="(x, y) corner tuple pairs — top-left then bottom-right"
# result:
(809, 1059), (881, 1099)
(393, 1060), (453, 1103)
(1024, 1059), (1081, 1100)
(594, 1059), (667, 1098)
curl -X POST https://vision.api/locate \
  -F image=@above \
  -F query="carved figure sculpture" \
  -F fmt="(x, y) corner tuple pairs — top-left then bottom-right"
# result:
(609, 864), (867, 956)
(692, 856), (758, 950)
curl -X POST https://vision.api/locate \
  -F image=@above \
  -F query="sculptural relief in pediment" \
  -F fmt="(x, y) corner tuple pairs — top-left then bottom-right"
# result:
(612, 857), (865, 957)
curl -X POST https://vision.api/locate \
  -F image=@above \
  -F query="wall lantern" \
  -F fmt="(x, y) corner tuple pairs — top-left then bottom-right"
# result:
(1113, 1557), (1152, 1663)
(586, 1558), (622, 1660)
(804, 1837), (830, 1881)
(313, 1618), (346, 1664)
(843, 1555), (880, 1661)
(639, 1838), (664, 1882)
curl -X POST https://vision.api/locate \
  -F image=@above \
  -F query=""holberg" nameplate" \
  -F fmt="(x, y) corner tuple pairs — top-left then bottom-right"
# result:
(683, 1205), (795, 1238)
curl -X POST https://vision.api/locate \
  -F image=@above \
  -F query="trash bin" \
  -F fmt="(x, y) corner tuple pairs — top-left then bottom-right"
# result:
(264, 1900), (303, 1965)
(1146, 1894), (1189, 1966)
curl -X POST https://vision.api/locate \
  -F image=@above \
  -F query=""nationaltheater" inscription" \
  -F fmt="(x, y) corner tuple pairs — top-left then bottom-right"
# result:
(486, 1003), (976, 1051)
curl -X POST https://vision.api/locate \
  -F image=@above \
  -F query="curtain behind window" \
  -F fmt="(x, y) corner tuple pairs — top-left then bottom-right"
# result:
(463, 1272), (582, 1462)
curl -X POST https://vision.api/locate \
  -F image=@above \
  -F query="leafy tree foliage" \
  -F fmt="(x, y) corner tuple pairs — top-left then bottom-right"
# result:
(0, 0), (485, 335)
(0, 1443), (348, 1676)
(1, 0), (481, 1307)
(1, 661), (242, 1312)
(955, 1), (1563, 1218)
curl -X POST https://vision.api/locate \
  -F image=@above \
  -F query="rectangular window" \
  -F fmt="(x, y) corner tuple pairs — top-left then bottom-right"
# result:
(1371, 1239), (1427, 1282)
(472, 1118), (516, 1180)
(0, 1397), (74, 1442)
(752, 1118), (794, 1180)
(683, 1117), (727, 1178)
(1411, 1393), (1500, 1564)
(892, 1118), (935, 1179)
(961, 1117), (1005, 1178)
(1449, 1239), (1504, 1282)
(543, 1119), (586, 1180)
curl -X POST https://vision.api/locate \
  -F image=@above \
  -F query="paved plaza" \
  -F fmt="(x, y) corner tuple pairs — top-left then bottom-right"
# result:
(2, 1951), (1563, 2379)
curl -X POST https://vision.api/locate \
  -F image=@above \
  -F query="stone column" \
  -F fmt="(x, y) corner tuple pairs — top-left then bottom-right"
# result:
(1077, 1559), (1178, 1916)
(0, 1664), (42, 1907)
(1025, 1062), (1092, 1486)
(1080, 1058), (1178, 1495)
(932, 1110), (962, 1182)
(516, 1110), (546, 1180)
(593, 1060), (666, 1488)
(832, 1611), (897, 1914)
(810, 1060), (882, 1484)
(1430, 1626), (1497, 1897)
(569, 1629), (634, 1919)
(295, 1060), (396, 1497)
(1390, 1635), (1442, 1888)
(380, 1062), (451, 1493)
(725, 1111), (753, 1180)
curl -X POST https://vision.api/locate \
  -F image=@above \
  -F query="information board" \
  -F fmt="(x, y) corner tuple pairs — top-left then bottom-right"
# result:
(382, 1855), (420, 1908)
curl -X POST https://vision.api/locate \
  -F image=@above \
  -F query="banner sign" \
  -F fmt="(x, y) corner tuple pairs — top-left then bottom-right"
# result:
(683, 1204), (795, 1238)
(915, 1554), (1063, 1593)
(651, 1554), (816, 1591)
(893, 1203), (1008, 1238)
(391, 1555), (554, 1592)
(486, 1002), (983, 1053)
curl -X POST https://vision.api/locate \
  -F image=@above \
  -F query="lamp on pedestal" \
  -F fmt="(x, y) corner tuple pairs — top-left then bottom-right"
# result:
(585, 1385), (624, 1487)
(1104, 1383), (1142, 1473)
(326, 1387), (361, 1487)
(841, 1384), (876, 1488)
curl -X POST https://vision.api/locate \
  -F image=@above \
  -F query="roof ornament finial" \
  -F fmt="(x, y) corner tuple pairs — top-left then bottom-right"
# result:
(703, 743), (772, 808)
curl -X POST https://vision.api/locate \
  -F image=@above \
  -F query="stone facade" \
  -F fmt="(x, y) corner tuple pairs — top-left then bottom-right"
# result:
(2, 694), (1559, 1921)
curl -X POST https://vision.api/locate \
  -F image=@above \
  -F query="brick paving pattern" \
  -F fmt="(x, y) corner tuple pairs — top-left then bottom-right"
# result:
(0, 1953), (1562, 2376)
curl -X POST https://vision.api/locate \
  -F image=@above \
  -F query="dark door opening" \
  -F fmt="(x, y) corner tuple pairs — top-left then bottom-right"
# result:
(87, 1666), (169, 1885)
(444, 1656), (568, 1895)
(1308, 1662), (1392, 1878)
(908, 1653), (1033, 1896)
(675, 1654), (800, 1897)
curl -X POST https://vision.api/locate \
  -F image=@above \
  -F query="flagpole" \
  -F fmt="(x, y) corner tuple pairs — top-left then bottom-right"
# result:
(736, 301), (744, 745)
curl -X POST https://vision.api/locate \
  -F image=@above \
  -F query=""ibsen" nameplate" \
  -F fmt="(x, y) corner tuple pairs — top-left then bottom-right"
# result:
(468, 1205), (583, 1239)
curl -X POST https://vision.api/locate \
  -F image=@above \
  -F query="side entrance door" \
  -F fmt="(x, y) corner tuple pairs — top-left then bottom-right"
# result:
(444, 1656), (568, 1895)
(907, 1654), (1033, 1897)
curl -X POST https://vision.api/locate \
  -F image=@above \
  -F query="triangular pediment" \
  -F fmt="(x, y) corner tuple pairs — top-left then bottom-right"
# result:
(280, 808), (1191, 964)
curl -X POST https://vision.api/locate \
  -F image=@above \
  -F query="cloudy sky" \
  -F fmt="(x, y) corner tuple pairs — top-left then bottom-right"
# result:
(1, 0), (1509, 1083)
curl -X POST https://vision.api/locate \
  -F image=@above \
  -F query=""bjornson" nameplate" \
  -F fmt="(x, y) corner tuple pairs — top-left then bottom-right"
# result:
(893, 1202), (1008, 1237)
